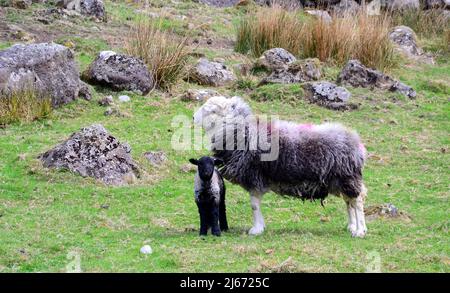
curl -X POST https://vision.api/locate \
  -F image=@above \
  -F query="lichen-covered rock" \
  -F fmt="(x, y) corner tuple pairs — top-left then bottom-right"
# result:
(384, 0), (420, 11)
(56, 0), (106, 22)
(189, 58), (236, 87)
(259, 58), (321, 85)
(337, 59), (416, 98)
(198, 0), (240, 7)
(40, 124), (139, 185)
(389, 25), (434, 64)
(331, 0), (360, 16)
(305, 10), (332, 23)
(302, 81), (352, 110)
(144, 151), (167, 166)
(181, 89), (220, 102)
(0, 43), (89, 107)
(11, 0), (32, 9)
(257, 48), (297, 71)
(82, 51), (153, 95)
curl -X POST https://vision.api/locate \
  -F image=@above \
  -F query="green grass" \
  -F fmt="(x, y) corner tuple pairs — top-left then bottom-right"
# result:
(0, 0), (449, 273)
(0, 58), (448, 272)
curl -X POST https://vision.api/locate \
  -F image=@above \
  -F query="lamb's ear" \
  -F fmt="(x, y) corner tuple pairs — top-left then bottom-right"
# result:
(213, 158), (224, 166)
(189, 158), (198, 165)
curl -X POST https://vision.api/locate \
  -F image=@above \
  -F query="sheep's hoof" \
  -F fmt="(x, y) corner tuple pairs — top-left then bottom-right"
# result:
(351, 229), (366, 238)
(248, 226), (264, 236)
(347, 224), (357, 234)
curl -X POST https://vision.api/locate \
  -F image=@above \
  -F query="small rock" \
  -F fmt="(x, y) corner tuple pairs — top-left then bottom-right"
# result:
(56, 0), (107, 22)
(259, 58), (321, 85)
(257, 48), (297, 71)
(179, 163), (196, 173)
(144, 151), (167, 166)
(181, 89), (219, 102)
(331, 0), (360, 16)
(305, 10), (332, 23)
(302, 81), (352, 110)
(188, 58), (236, 87)
(140, 245), (153, 255)
(100, 204), (109, 209)
(12, 0), (32, 9)
(385, 0), (420, 11)
(337, 59), (416, 98)
(98, 95), (113, 106)
(118, 95), (130, 103)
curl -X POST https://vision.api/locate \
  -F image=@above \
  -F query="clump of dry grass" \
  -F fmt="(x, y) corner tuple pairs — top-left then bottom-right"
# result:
(235, 6), (304, 57)
(235, 7), (397, 70)
(0, 88), (52, 125)
(390, 8), (449, 38)
(125, 19), (190, 91)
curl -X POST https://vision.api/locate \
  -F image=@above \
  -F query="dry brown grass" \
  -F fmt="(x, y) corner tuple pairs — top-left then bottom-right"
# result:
(125, 19), (190, 91)
(390, 8), (449, 38)
(235, 7), (397, 70)
(0, 88), (52, 125)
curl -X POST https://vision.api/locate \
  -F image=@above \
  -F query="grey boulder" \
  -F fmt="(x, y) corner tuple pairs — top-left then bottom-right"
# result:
(82, 51), (153, 95)
(189, 58), (236, 87)
(331, 0), (360, 16)
(11, 0), (32, 9)
(40, 124), (139, 186)
(259, 58), (321, 85)
(389, 26), (434, 64)
(337, 59), (416, 98)
(302, 81), (352, 110)
(305, 10), (332, 23)
(384, 0), (420, 11)
(257, 48), (297, 71)
(56, 0), (107, 22)
(0, 43), (89, 107)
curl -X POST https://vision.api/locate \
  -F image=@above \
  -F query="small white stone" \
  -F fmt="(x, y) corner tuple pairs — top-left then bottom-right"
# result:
(140, 245), (152, 254)
(118, 95), (130, 103)
(99, 50), (116, 60)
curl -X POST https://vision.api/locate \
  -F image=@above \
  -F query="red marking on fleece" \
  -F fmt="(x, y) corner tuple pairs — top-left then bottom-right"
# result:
(298, 123), (314, 131)
(359, 143), (367, 158)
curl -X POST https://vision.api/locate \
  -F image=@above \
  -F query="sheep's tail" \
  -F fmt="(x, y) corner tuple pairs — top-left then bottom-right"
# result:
(359, 143), (367, 160)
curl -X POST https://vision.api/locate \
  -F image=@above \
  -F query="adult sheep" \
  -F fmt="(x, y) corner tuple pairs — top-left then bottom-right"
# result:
(193, 96), (368, 238)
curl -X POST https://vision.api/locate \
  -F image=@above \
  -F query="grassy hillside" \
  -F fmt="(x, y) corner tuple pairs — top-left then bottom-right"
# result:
(0, 1), (449, 272)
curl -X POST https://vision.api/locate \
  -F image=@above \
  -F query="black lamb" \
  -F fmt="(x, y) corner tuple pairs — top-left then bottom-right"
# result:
(189, 156), (228, 236)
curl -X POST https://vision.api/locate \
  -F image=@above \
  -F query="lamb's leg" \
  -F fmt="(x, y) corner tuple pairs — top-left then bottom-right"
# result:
(211, 203), (221, 237)
(248, 191), (265, 235)
(197, 202), (208, 236)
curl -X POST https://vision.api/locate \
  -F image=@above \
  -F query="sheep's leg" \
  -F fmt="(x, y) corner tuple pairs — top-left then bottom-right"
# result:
(353, 183), (368, 238)
(219, 197), (228, 231)
(343, 196), (357, 234)
(211, 203), (221, 237)
(248, 191), (265, 235)
(197, 202), (208, 236)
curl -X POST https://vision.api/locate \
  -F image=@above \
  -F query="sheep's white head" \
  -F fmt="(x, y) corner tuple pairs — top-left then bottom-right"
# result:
(193, 96), (252, 132)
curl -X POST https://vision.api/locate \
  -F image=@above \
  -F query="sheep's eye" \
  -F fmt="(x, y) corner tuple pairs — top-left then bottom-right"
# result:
(231, 104), (236, 110)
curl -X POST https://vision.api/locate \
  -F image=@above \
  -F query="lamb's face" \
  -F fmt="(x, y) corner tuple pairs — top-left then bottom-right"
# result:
(193, 96), (252, 132)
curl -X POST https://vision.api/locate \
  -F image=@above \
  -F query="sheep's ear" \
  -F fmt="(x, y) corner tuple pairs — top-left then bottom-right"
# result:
(189, 158), (198, 165)
(213, 158), (224, 166)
